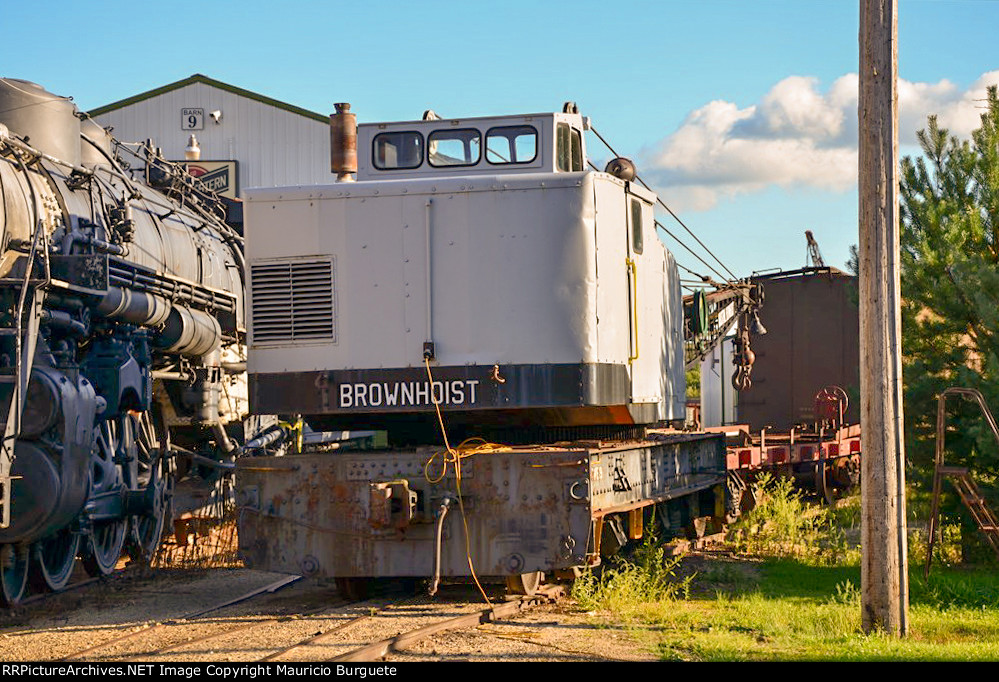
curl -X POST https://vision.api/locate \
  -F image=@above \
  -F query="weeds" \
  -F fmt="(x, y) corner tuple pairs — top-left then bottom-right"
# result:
(572, 527), (692, 616)
(914, 570), (999, 610)
(699, 562), (748, 586)
(569, 477), (999, 660)
(568, 484), (999, 660)
(829, 494), (862, 530)
(829, 579), (861, 606)
(728, 473), (851, 564)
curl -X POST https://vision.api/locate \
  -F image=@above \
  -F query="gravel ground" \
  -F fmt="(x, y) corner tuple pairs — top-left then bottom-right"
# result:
(382, 601), (656, 662)
(0, 568), (657, 663)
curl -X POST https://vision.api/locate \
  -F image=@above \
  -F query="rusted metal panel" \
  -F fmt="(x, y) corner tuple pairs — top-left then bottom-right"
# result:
(739, 268), (860, 431)
(237, 447), (591, 578)
(236, 432), (725, 579)
(588, 432), (725, 516)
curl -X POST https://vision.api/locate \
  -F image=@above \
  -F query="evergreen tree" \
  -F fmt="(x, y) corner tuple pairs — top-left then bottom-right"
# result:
(900, 85), (999, 558)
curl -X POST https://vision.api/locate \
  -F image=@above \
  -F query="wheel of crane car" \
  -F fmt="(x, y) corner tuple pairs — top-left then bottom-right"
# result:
(0, 544), (29, 606)
(29, 530), (80, 592)
(814, 461), (835, 506)
(506, 571), (544, 596)
(335, 577), (371, 601)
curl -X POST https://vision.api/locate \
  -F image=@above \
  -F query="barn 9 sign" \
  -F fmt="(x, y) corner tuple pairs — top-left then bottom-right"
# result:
(182, 108), (204, 130)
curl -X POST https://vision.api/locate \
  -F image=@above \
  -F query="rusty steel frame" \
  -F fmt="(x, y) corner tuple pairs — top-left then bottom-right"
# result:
(724, 424), (862, 471)
(235, 431), (725, 581)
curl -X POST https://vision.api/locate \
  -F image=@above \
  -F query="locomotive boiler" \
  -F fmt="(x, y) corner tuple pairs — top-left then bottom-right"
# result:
(237, 104), (729, 596)
(0, 79), (253, 605)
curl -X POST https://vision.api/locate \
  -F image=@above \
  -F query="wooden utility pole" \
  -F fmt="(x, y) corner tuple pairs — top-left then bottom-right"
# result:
(859, 0), (908, 636)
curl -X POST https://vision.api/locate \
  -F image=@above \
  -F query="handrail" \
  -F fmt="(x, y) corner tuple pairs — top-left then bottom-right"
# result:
(626, 257), (638, 364)
(934, 388), (999, 469)
(925, 387), (999, 578)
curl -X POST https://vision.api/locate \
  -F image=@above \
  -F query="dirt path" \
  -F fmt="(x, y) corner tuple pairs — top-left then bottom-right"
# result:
(0, 569), (656, 662)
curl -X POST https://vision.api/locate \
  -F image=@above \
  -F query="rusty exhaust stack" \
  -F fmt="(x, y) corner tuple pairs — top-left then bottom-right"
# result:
(330, 102), (357, 182)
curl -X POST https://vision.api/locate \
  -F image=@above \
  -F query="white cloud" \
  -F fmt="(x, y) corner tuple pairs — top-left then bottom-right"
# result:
(640, 70), (999, 211)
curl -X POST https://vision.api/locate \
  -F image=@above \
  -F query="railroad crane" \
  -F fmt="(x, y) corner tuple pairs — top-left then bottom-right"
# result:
(805, 230), (825, 268)
(236, 103), (762, 595)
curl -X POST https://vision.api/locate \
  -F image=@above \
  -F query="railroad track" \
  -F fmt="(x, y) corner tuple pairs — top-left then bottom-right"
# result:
(58, 575), (305, 661)
(99, 585), (564, 662)
(0, 571), (571, 662)
(331, 585), (566, 662)
(2, 562), (148, 612)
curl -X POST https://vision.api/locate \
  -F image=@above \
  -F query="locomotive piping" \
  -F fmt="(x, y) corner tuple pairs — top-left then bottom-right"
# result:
(0, 80), (255, 591)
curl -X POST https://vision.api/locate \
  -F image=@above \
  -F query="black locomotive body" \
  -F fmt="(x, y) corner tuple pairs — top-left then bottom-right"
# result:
(0, 79), (254, 604)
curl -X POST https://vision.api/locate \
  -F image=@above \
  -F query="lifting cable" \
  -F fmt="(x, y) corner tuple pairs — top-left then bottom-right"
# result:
(588, 125), (738, 282)
(586, 158), (727, 283)
(675, 262), (713, 283)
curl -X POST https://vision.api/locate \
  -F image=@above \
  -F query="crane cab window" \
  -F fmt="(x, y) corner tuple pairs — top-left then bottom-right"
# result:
(556, 123), (583, 172)
(428, 129), (481, 167)
(631, 198), (644, 254)
(485, 125), (538, 164)
(373, 131), (423, 170)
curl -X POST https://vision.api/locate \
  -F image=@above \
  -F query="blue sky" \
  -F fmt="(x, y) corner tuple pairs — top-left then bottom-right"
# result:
(4, 0), (998, 280)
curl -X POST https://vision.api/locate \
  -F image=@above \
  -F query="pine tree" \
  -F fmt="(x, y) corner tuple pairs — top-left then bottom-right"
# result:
(901, 85), (999, 560)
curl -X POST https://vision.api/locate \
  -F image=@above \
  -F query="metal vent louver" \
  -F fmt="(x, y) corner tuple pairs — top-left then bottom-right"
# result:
(250, 259), (335, 344)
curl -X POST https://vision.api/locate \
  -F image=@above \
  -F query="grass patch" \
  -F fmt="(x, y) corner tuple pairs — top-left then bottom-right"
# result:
(646, 559), (999, 661)
(585, 555), (999, 661)
(727, 473), (854, 565)
(572, 529), (692, 620)
(572, 477), (999, 660)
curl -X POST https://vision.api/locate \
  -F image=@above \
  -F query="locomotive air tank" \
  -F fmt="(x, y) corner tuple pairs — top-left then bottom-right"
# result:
(0, 79), (256, 605)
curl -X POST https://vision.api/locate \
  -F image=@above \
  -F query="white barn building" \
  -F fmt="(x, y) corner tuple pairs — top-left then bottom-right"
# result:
(90, 74), (332, 198)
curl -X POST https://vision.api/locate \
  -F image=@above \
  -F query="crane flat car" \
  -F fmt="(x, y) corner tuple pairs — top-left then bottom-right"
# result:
(237, 105), (727, 590)
(237, 431), (724, 586)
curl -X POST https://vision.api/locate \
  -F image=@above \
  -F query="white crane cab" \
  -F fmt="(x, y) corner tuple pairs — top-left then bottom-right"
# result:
(243, 106), (685, 441)
(237, 106), (724, 586)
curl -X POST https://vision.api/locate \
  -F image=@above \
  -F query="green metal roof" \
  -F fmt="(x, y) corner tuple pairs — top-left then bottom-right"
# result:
(88, 74), (329, 124)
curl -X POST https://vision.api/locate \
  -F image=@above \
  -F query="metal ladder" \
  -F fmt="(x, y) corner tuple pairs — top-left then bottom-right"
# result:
(925, 387), (999, 577)
(0, 220), (48, 529)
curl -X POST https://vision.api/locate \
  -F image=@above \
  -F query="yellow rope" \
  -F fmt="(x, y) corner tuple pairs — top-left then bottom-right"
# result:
(423, 357), (511, 608)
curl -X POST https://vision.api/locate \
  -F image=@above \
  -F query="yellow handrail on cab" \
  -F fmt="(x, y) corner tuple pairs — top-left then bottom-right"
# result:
(626, 257), (638, 363)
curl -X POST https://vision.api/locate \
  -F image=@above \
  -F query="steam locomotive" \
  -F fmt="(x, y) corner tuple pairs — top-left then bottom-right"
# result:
(0, 79), (255, 605)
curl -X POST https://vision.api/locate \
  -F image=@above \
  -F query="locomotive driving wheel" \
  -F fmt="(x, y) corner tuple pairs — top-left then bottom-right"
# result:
(82, 421), (128, 576)
(0, 544), (29, 606)
(29, 529), (79, 592)
(126, 411), (171, 562)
